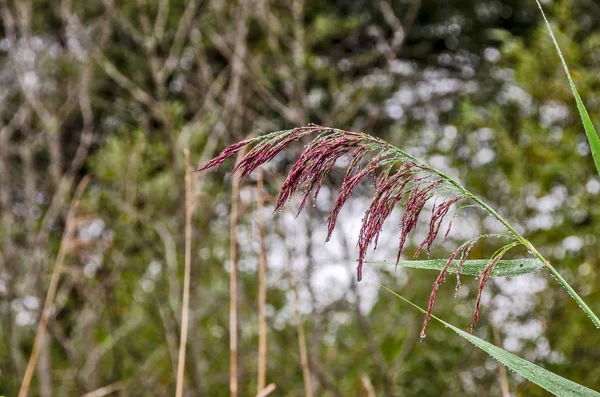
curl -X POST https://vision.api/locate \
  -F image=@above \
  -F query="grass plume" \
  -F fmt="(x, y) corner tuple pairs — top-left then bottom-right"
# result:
(197, 124), (600, 337)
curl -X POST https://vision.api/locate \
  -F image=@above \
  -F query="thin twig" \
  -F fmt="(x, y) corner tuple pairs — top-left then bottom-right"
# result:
(361, 375), (376, 397)
(175, 149), (197, 397)
(255, 383), (276, 397)
(492, 326), (511, 397)
(159, 0), (199, 77)
(352, 283), (393, 396)
(291, 0), (307, 123)
(80, 380), (128, 397)
(289, 265), (313, 397)
(81, 312), (144, 380)
(257, 169), (268, 392)
(19, 176), (91, 397)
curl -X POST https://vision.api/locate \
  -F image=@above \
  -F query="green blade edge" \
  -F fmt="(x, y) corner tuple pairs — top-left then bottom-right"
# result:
(367, 258), (543, 277)
(535, 0), (600, 177)
(381, 285), (600, 397)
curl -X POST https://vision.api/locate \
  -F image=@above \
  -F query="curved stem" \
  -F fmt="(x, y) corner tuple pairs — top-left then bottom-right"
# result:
(447, 175), (600, 328)
(360, 130), (600, 328)
(541, 261), (600, 327)
(469, 196), (600, 328)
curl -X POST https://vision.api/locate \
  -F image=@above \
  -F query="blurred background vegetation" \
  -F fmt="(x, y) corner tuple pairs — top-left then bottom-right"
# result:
(1, 0), (600, 395)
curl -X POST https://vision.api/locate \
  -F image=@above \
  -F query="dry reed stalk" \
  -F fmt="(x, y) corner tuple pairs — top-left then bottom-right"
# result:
(229, 149), (245, 397)
(360, 375), (376, 397)
(257, 169), (268, 392)
(80, 380), (128, 397)
(175, 149), (197, 397)
(493, 326), (511, 397)
(19, 176), (90, 397)
(255, 383), (276, 397)
(288, 267), (313, 397)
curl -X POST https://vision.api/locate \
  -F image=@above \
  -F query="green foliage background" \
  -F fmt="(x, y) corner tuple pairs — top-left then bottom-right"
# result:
(0, 0), (599, 395)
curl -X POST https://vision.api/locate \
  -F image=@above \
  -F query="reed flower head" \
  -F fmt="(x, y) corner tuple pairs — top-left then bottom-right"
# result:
(197, 125), (516, 336)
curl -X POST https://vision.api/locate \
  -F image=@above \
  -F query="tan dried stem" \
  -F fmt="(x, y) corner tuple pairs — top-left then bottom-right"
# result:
(80, 380), (128, 397)
(230, 148), (246, 397)
(255, 383), (276, 397)
(19, 176), (91, 397)
(257, 169), (268, 392)
(288, 265), (313, 397)
(493, 326), (511, 397)
(361, 375), (376, 397)
(175, 149), (198, 397)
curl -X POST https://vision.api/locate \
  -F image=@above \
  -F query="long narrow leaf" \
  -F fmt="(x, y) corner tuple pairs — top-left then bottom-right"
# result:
(367, 258), (543, 277)
(535, 0), (600, 176)
(381, 285), (600, 397)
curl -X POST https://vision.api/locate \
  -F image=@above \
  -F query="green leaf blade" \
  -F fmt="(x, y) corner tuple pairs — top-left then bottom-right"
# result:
(573, 90), (600, 174)
(381, 286), (600, 397)
(447, 323), (600, 397)
(368, 258), (543, 277)
(535, 0), (600, 177)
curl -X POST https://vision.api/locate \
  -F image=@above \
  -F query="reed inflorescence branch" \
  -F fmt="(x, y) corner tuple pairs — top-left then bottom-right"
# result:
(197, 125), (600, 337)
